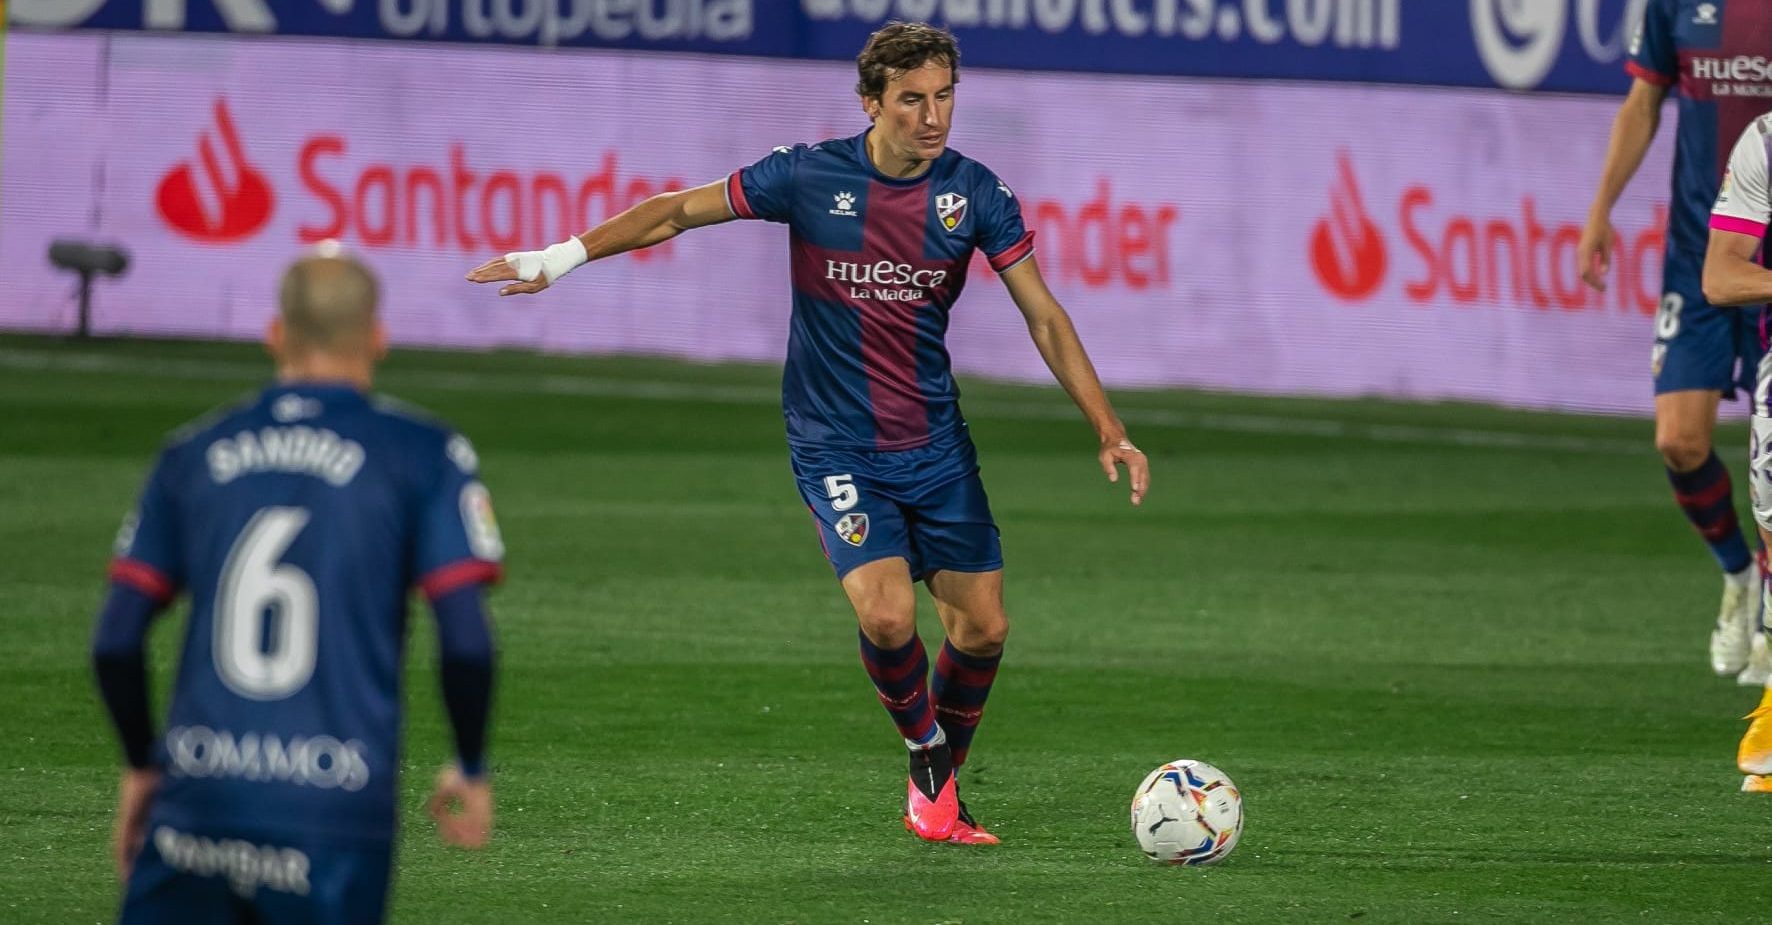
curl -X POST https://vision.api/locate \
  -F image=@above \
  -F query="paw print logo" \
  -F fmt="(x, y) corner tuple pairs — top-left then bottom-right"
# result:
(835, 192), (855, 210)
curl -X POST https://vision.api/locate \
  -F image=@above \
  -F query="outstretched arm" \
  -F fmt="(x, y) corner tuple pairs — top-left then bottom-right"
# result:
(465, 179), (736, 296)
(999, 256), (1149, 506)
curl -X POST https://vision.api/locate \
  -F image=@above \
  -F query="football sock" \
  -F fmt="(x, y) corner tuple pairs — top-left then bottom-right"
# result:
(933, 640), (1001, 768)
(907, 724), (948, 751)
(858, 630), (937, 745)
(907, 739), (955, 802)
(1668, 452), (1752, 574)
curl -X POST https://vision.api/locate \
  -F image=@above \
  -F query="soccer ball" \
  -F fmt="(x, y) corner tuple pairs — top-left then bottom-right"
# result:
(1129, 759), (1243, 865)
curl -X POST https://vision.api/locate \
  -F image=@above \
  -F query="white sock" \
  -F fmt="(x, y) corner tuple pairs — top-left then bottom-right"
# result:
(1729, 564), (1757, 587)
(906, 725), (947, 751)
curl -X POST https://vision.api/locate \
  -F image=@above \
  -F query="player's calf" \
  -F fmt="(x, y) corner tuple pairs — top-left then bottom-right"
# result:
(933, 641), (1002, 768)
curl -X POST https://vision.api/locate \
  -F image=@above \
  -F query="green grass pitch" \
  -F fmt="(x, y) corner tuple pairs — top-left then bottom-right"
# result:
(2, 334), (1769, 923)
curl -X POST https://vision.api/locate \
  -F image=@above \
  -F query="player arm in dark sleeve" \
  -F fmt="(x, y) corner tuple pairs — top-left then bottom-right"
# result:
(1624, 0), (1678, 87)
(91, 578), (174, 769)
(413, 441), (506, 778)
(95, 460), (184, 769)
(418, 550), (502, 781)
(429, 584), (497, 779)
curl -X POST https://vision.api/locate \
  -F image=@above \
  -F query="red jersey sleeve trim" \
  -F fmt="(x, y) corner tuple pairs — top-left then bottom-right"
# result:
(419, 559), (504, 600)
(987, 231), (1037, 273)
(108, 558), (176, 604)
(1625, 60), (1676, 87)
(726, 172), (757, 220)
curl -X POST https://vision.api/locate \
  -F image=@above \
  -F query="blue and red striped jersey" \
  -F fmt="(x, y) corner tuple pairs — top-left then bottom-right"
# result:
(108, 384), (504, 843)
(1629, 0), (1772, 259)
(727, 130), (1035, 451)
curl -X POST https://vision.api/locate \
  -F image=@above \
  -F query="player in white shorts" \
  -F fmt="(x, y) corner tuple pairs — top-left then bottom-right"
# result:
(1701, 109), (1772, 790)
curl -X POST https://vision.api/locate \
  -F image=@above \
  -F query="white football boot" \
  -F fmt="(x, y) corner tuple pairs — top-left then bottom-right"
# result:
(1712, 566), (1757, 677)
(1739, 631), (1772, 687)
(1739, 571), (1772, 685)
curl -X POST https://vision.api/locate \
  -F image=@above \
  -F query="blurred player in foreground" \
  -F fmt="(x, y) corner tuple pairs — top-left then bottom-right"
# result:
(1579, 0), (1772, 683)
(1704, 110), (1772, 792)
(93, 247), (504, 923)
(468, 22), (1147, 845)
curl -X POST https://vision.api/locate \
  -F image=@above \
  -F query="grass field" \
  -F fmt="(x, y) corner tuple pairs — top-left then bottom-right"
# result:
(2, 333), (1769, 923)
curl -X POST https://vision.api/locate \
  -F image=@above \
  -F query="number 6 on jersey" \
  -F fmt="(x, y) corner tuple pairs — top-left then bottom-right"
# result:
(215, 507), (318, 701)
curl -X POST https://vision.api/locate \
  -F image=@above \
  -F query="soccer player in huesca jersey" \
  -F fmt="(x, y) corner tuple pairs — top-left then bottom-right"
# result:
(1579, 0), (1772, 683)
(468, 22), (1149, 845)
(1701, 108), (1772, 791)
(95, 249), (503, 923)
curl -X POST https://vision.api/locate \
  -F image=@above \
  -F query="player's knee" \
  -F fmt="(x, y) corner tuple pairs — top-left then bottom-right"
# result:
(1654, 431), (1711, 472)
(855, 601), (918, 649)
(948, 610), (1009, 656)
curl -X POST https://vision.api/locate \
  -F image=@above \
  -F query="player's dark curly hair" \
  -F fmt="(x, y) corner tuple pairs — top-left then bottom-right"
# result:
(855, 21), (960, 101)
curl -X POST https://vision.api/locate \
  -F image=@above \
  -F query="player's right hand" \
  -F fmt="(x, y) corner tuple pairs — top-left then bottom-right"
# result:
(1577, 213), (1615, 292)
(112, 768), (160, 882)
(427, 764), (494, 849)
(466, 255), (552, 297)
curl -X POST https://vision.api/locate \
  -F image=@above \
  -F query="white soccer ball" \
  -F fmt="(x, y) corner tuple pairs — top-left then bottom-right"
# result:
(1129, 759), (1243, 865)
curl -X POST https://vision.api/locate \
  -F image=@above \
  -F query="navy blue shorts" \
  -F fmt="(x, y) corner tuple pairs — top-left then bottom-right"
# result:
(791, 428), (1002, 581)
(119, 824), (391, 925)
(1653, 251), (1763, 398)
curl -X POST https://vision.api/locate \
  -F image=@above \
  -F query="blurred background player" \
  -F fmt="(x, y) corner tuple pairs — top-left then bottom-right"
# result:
(1702, 108), (1772, 791)
(92, 247), (503, 923)
(1578, 0), (1772, 685)
(467, 22), (1148, 846)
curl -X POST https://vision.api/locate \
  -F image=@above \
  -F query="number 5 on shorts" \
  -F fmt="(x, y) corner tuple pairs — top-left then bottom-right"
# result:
(824, 474), (858, 512)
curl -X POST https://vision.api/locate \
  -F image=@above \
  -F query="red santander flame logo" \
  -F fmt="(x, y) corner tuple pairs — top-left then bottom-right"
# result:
(1310, 151), (1386, 301)
(156, 100), (274, 243)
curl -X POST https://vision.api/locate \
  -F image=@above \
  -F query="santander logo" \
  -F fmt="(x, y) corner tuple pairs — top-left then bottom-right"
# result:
(145, 101), (1171, 292)
(1311, 151), (1664, 316)
(156, 99), (275, 244)
(1310, 152), (1387, 301)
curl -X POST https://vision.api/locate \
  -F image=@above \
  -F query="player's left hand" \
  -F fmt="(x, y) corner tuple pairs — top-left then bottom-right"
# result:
(1099, 435), (1149, 506)
(427, 764), (494, 849)
(112, 767), (160, 882)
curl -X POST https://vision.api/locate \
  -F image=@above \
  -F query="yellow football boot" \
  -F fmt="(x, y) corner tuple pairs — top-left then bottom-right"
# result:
(1738, 687), (1772, 775)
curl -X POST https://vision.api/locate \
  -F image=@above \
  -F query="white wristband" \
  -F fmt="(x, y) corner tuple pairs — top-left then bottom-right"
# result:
(506, 237), (587, 283)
